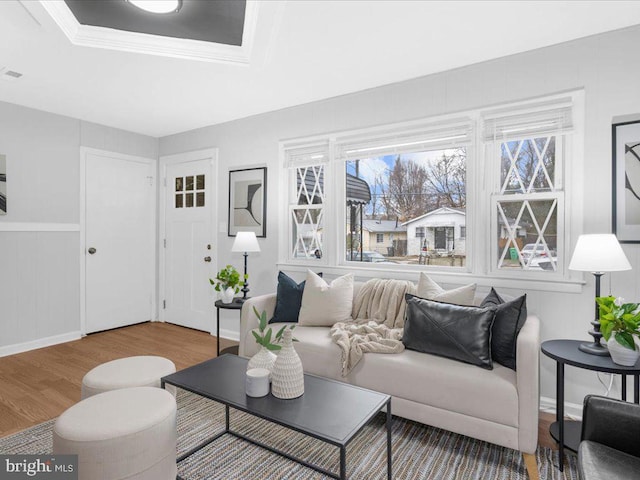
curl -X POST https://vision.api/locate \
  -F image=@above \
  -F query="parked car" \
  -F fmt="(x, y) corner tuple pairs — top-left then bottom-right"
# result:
(521, 243), (555, 260)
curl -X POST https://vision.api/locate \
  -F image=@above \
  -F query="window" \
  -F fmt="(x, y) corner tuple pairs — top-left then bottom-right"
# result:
(285, 145), (328, 260)
(483, 98), (574, 274)
(175, 174), (205, 208)
(341, 121), (470, 266)
(281, 92), (581, 283)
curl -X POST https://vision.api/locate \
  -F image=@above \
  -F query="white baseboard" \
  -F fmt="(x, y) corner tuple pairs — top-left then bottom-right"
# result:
(540, 395), (583, 420)
(218, 328), (240, 343)
(0, 331), (82, 358)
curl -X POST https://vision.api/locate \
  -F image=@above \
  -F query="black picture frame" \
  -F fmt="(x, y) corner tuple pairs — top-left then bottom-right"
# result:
(228, 167), (267, 237)
(612, 120), (640, 243)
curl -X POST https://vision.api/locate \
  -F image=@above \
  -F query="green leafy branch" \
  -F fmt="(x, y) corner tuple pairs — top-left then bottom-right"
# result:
(251, 306), (296, 351)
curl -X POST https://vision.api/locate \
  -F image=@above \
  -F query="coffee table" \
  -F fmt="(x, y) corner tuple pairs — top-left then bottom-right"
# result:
(161, 354), (392, 479)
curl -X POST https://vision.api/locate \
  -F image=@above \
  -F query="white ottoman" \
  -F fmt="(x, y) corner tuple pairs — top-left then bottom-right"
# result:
(81, 356), (176, 399)
(53, 387), (177, 480)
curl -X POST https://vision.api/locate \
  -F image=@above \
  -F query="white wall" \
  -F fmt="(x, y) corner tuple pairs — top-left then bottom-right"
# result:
(160, 25), (640, 411)
(0, 101), (157, 355)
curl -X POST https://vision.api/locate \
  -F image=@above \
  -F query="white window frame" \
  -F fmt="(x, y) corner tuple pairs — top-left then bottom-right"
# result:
(278, 91), (584, 292)
(376, 233), (384, 243)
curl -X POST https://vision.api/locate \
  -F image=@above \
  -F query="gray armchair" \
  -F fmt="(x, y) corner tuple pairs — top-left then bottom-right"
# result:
(578, 395), (640, 480)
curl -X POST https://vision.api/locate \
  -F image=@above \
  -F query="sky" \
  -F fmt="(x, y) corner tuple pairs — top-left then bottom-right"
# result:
(346, 149), (460, 216)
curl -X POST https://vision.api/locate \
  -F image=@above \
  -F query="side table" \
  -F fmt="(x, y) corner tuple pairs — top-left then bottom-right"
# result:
(541, 339), (640, 471)
(214, 299), (245, 357)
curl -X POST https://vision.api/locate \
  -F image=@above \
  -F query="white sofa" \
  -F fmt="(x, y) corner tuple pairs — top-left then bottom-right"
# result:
(239, 282), (540, 454)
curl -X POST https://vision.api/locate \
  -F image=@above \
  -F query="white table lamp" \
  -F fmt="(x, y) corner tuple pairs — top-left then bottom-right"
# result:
(568, 234), (631, 355)
(231, 231), (261, 302)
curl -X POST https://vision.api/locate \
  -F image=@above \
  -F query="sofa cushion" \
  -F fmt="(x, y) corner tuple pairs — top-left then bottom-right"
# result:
(299, 271), (353, 326)
(403, 294), (496, 369)
(481, 288), (528, 370)
(270, 271), (322, 324)
(348, 348), (519, 427)
(416, 273), (476, 305)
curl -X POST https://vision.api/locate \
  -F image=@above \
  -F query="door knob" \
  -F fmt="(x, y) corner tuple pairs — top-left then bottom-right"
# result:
(204, 256), (212, 262)
(88, 247), (97, 255)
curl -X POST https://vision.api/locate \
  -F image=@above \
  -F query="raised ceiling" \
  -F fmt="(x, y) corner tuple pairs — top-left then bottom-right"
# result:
(63, 0), (246, 46)
(1, 1), (640, 137)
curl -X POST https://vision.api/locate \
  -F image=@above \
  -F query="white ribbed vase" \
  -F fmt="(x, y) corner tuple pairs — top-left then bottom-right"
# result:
(607, 336), (640, 367)
(247, 346), (277, 375)
(271, 329), (304, 399)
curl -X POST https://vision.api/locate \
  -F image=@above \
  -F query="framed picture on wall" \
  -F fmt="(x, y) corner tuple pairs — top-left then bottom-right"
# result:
(228, 167), (267, 237)
(0, 154), (6, 215)
(613, 120), (640, 243)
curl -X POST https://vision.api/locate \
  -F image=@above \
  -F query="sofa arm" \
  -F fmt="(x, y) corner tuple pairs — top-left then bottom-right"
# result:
(239, 294), (277, 358)
(581, 395), (640, 457)
(516, 314), (540, 454)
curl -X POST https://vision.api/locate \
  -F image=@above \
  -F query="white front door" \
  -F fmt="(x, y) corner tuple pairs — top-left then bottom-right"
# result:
(160, 150), (217, 332)
(82, 149), (156, 334)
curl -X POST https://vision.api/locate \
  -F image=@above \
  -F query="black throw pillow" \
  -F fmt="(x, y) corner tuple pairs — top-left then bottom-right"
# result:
(480, 288), (527, 371)
(269, 271), (321, 324)
(402, 294), (496, 369)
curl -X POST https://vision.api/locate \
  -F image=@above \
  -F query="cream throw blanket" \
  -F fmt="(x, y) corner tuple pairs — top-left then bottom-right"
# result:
(330, 279), (416, 376)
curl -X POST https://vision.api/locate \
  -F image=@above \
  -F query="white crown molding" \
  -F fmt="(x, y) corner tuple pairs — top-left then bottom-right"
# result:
(40, 0), (260, 65)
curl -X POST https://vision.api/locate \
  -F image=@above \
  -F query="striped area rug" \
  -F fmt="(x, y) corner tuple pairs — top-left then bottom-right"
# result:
(0, 390), (578, 479)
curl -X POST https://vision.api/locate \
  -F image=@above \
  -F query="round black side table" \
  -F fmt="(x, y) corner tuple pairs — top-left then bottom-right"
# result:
(214, 299), (245, 357)
(541, 339), (640, 471)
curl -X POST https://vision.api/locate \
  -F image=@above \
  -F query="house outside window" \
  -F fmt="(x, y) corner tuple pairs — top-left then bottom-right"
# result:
(460, 225), (466, 239)
(376, 233), (384, 243)
(415, 226), (425, 238)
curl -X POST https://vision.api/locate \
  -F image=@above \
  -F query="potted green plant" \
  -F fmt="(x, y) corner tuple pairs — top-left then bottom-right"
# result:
(596, 296), (640, 366)
(247, 307), (294, 374)
(210, 265), (242, 303)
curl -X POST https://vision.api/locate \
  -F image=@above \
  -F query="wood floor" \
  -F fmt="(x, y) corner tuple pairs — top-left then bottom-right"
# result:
(0, 321), (558, 452)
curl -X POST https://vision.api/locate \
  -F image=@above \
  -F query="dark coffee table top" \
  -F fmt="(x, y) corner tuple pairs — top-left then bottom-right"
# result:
(162, 354), (390, 446)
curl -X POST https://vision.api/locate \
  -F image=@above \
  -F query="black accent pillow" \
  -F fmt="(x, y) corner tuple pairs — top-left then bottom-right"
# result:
(480, 288), (527, 371)
(402, 294), (496, 369)
(269, 271), (321, 324)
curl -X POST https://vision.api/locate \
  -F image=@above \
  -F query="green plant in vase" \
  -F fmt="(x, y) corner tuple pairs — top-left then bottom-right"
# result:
(209, 265), (242, 303)
(247, 307), (295, 373)
(597, 296), (640, 366)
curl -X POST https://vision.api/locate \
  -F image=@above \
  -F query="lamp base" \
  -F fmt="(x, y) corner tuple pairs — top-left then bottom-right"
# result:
(578, 342), (610, 356)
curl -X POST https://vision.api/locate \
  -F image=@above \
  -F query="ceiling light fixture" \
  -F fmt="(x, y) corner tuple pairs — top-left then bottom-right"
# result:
(127, 0), (182, 14)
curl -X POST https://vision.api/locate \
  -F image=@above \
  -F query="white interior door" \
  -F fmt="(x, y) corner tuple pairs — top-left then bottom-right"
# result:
(160, 150), (216, 332)
(83, 149), (155, 334)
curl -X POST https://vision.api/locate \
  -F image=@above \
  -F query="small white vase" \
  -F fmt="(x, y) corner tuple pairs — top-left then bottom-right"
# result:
(247, 346), (277, 375)
(220, 287), (235, 304)
(271, 329), (305, 399)
(607, 336), (640, 366)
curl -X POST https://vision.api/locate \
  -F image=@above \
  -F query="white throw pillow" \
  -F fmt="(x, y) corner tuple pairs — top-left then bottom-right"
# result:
(416, 272), (476, 306)
(298, 271), (354, 326)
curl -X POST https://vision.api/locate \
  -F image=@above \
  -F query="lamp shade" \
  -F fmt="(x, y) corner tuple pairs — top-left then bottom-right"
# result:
(568, 234), (631, 272)
(231, 231), (260, 253)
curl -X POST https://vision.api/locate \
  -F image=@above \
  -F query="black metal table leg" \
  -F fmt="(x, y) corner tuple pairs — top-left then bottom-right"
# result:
(557, 361), (565, 472)
(340, 446), (346, 480)
(216, 307), (221, 356)
(386, 400), (392, 480)
(225, 405), (230, 432)
(635, 374), (639, 404)
(622, 375), (627, 401)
